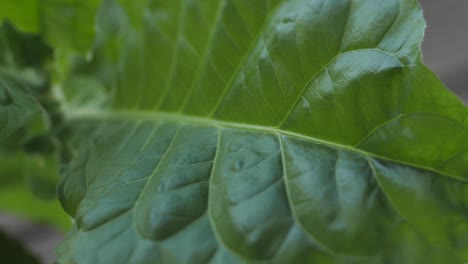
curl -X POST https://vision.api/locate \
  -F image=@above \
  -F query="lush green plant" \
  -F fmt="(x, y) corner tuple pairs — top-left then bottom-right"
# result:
(1, 0), (467, 263)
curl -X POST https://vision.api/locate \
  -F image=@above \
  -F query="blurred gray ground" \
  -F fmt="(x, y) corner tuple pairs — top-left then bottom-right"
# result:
(421, 0), (468, 102)
(0, 215), (63, 264)
(0, 1), (467, 263)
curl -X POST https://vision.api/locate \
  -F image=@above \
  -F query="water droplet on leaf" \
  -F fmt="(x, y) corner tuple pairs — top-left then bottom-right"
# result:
(228, 144), (241, 153)
(157, 182), (166, 193)
(282, 13), (296, 23)
(233, 160), (244, 172)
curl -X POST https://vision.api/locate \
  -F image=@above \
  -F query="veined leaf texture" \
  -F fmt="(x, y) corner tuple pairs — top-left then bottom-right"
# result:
(1, 0), (467, 263)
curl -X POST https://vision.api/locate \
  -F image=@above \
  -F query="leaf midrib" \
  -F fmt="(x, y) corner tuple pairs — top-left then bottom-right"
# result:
(66, 110), (466, 183)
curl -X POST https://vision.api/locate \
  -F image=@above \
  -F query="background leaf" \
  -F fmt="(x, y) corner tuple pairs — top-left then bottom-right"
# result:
(0, 0), (40, 33)
(0, 156), (70, 231)
(0, 71), (40, 139)
(0, 0), (99, 53)
(0, 23), (70, 230)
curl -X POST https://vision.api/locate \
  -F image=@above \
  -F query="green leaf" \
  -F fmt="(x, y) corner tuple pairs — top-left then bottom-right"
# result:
(40, 0), (100, 53)
(0, 22), (52, 70)
(0, 0), (40, 33)
(0, 24), (69, 229)
(0, 152), (71, 231)
(57, 0), (468, 263)
(0, 23), (47, 141)
(0, 0), (99, 53)
(0, 72), (41, 140)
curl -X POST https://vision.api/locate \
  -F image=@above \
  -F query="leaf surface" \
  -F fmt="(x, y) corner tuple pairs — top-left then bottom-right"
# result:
(57, 0), (468, 263)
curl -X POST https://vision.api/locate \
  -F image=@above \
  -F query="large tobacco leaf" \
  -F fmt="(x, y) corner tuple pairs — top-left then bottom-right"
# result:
(53, 0), (468, 263)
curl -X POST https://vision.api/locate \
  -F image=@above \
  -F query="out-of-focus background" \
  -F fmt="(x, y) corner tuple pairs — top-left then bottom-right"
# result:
(0, 1), (466, 263)
(421, 0), (468, 102)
